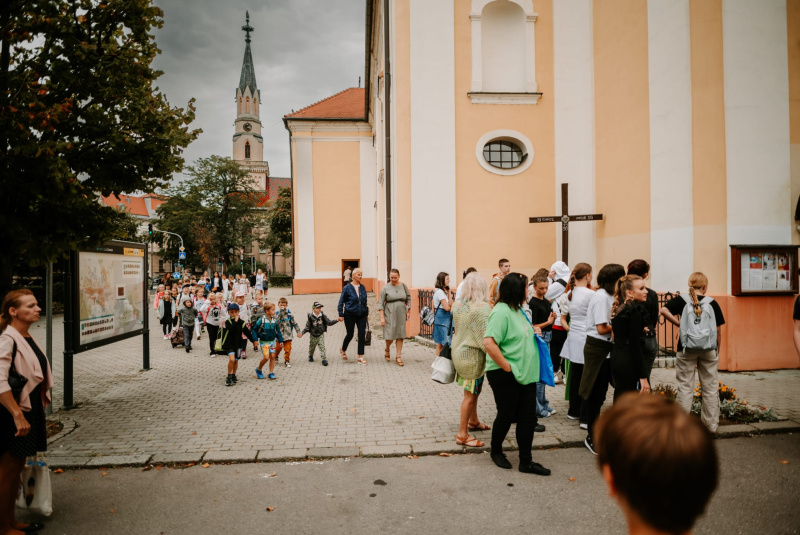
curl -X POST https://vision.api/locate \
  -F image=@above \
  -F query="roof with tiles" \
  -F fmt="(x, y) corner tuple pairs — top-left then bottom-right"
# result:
(284, 88), (365, 120)
(101, 194), (166, 218)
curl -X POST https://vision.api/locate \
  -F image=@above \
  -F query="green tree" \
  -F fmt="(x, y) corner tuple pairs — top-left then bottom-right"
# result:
(154, 156), (266, 274)
(260, 186), (292, 272)
(0, 0), (200, 296)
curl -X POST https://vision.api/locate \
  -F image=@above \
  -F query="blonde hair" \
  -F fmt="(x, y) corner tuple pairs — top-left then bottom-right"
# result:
(352, 267), (363, 277)
(264, 301), (276, 312)
(688, 272), (709, 318)
(612, 275), (642, 318)
(458, 272), (489, 303)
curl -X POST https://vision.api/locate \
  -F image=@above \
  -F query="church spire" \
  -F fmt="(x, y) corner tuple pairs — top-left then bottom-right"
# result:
(239, 11), (258, 96)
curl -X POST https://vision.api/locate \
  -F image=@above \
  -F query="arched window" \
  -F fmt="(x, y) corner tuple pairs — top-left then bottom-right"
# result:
(245, 96), (250, 114)
(470, 0), (539, 104)
(245, 141), (251, 159)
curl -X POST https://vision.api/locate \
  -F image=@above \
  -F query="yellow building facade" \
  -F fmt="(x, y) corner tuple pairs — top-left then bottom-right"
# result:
(286, 0), (800, 371)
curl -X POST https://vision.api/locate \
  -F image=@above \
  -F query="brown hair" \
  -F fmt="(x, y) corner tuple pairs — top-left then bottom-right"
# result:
(533, 268), (549, 280)
(688, 272), (709, 318)
(567, 263), (593, 301)
(278, 297), (288, 305)
(612, 275), (642, 318)
(390, 268), (400, 276)
(532, 275), (549, 287)
(498, 258), (509, 267)
(626, 259), (651, 278)
(596, 393), (718, 534)
(1, 289), (34, 331)
(264, 301), (276, 312)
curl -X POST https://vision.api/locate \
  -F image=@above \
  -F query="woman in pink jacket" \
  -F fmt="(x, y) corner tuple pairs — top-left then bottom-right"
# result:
(0, 289), (53, 534)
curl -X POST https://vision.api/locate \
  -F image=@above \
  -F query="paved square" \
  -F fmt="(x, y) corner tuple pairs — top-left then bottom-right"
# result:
(38, 289), (800, 460)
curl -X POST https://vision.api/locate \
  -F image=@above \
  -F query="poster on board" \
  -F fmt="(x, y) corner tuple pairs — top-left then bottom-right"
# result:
(76, 243), (145, 350)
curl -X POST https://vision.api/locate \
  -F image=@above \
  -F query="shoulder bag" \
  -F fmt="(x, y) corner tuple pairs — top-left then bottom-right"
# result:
(430, 313), (455, 384)
(3, 337), (27, 401)
(520, 311), (555, 387)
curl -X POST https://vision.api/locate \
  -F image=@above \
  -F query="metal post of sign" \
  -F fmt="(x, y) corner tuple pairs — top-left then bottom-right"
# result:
(143, 241), (150, 371)
(45, 261), (53, 415)
(62, 251), (75, 410)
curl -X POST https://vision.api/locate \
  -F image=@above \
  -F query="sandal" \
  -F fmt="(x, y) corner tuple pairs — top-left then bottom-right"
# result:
(395, 356), (404, 367)
(357, 357), (367, 365)
(384, 348), (391, 361)
(456, 435), (485, 447)
(468, 422), (491, 431)
(340, 349), (348, 360)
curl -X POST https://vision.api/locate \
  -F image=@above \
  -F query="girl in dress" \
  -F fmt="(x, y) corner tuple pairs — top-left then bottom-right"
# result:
(432, 272), (453, 358)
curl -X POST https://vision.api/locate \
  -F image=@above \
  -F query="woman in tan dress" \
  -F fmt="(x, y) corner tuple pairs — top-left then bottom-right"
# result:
(378, 269), (411, 366)
(451, 273), (492, 447)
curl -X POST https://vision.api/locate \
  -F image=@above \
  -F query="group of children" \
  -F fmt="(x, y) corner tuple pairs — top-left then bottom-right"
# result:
(152, 280), (341, 387)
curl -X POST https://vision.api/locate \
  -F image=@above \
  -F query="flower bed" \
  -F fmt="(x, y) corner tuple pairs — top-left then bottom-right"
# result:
(652, 382), (779, 425)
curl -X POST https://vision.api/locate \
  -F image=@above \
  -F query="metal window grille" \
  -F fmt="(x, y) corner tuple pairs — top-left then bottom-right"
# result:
(483, 140), (526, 169)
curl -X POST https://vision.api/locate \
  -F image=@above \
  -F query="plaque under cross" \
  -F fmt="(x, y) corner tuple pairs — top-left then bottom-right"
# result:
(529, 183), (603, 266)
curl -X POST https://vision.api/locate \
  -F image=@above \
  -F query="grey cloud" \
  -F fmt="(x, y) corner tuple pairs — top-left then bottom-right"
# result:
(152, 0), (366, 180)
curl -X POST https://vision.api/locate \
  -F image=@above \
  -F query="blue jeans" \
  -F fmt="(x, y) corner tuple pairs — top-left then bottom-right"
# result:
(536, 331), (553, 417)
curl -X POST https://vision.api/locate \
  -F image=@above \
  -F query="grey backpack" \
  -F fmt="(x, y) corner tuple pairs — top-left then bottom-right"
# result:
(680, 295), (717, 351)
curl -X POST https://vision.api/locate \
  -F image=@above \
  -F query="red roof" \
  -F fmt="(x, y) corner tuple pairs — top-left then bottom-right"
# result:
(101, 194), (166, 218)
(284, 88), (365, 120)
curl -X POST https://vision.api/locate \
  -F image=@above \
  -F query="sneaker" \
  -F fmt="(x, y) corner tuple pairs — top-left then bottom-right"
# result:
(579, 422), (588, 430)
(548, 408), (557, 416)
(535, 424), (546, 433)
(255, 368), (265, 380)
(322, 359), (328, 366)
(539, 412), (551, 419)
(226, 375), (232, 387)
(567, 414), (580, 420)
(490, 452), (512, 470)
(231, 374), (238, 384)
(241, 354), (247, 360)
(185, 347), (190, 353)
(164, 334), (170, 340)
(197, 335), (201, 340)
(268, 373), (276, 380)
(584, 437), (597, 455)
(285, 362), (291, 368)
(519, 462), (551, 476)
(308, 356), (314, 362)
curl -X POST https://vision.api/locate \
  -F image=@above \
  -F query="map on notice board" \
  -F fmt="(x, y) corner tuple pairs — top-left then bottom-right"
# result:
(78, 247), (145, 346)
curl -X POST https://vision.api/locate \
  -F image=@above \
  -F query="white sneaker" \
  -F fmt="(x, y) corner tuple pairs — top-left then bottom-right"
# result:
(579, 423), (588, 430)
(285, 362), (291, 368)
(548, 408), (557, 416)
(164, 334), (170, 340)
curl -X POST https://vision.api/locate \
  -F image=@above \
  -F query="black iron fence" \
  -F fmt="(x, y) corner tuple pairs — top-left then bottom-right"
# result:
(417, 289), (681, 358)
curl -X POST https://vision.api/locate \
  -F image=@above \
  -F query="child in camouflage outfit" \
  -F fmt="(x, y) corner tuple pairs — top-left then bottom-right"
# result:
(301, 301), (338, 366)
(275, 297), (302, 368)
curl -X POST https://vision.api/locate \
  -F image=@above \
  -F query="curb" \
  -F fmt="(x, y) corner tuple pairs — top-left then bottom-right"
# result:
(46, 420), (798, 470)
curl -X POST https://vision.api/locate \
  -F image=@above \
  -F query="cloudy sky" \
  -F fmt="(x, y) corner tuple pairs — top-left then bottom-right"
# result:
(151, 0), (366, 179)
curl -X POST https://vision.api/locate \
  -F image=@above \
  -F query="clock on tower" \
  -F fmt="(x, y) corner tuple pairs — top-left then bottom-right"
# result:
(243, 122), (252, 132)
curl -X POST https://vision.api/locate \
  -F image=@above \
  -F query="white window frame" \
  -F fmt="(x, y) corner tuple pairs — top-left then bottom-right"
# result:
(476, 129), (534, 176)
(469, 0), (539, 104)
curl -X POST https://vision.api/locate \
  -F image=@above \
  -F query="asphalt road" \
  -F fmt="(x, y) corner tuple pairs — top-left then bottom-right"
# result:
(19, 434), (800, 535)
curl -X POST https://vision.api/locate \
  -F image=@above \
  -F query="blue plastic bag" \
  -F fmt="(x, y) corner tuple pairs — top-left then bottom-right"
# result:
(535, 334), (555, 387)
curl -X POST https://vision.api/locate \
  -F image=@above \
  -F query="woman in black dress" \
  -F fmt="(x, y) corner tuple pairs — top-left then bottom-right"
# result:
(610, 275), (652, 400)
(0, 289), (53, 534)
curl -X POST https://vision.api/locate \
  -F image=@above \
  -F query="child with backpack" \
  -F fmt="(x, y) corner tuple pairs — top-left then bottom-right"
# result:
(201, 293), (223, 356)
(302, 301), (338, 366)
(221, 303), (257, 386)
(252, 301), (283, 380)
(176, 297), (199, 353)
(660, 272), (725, 432)
(275, 297), (302, 368)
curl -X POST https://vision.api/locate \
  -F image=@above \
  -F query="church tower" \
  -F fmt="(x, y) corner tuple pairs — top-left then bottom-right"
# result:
(233, 11), (268, 189)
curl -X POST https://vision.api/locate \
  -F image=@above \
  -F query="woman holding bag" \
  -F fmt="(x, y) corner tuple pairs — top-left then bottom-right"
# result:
(338, 268), (369, 365)
(483, 273), (550, 476)
(451, 273), (492, 447)
(0, 290), (52, 534)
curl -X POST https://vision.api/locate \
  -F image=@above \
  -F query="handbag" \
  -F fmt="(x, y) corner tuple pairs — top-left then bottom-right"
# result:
(15, 456), (53, 516)
(430, 355), (456, 384)
(5, 338), (27, 402)
(214, 326), (225, 353)
(364, 321), (372, 346)
(535, 334), (555, 387)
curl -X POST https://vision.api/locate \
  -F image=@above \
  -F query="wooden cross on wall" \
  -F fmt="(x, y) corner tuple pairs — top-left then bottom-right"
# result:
(529, 183), (603, 266)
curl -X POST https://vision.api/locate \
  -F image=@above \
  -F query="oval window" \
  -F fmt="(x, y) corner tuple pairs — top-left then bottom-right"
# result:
(483, 140), (526, 169)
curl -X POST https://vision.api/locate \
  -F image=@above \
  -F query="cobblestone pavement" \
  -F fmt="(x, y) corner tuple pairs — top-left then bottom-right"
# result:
(34, 289), (800, 463)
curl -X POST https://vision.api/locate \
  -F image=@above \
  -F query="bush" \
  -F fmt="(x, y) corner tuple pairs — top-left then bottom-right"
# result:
(269, 274), (293, 288)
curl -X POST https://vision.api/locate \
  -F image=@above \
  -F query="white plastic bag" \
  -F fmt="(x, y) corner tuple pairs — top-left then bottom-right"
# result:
(16, 457), (52, 517)
(430, 355), (456, 384)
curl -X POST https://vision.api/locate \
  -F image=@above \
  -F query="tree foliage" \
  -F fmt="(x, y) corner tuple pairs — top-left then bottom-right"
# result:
(0, 0), (201, 295)
(260, 186), (292, 271)
(154, 156), (266, 273)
